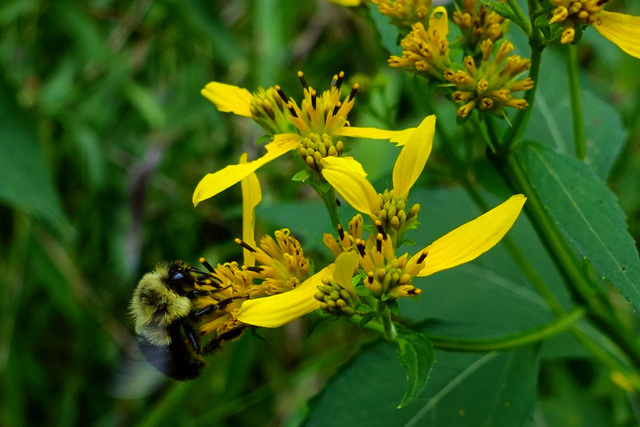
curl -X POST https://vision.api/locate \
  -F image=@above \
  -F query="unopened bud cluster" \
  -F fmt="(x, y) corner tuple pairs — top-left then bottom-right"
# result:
(547, 0), (607, 44)
(374, 189), (421, 246)
(385, 2), (534, 120)
(315, 277), (357, 316)
(444, 40), (533, 118)
(299, 133), (344, 172)
(453, 0), (509, 56)
(389, 7), (451, 81)
(372, 0), (433, 29)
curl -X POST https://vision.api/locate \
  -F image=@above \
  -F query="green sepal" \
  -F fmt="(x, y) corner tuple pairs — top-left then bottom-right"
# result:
(292, 169), (312, 182)
(355, 303), (372, 314)
(355, 286), (374, 298)
(395, 326), (435, 408)
(359, 313), (377, 326)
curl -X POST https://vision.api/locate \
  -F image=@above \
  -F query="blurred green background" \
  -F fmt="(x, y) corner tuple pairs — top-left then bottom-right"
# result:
(1, 0), (640, 425)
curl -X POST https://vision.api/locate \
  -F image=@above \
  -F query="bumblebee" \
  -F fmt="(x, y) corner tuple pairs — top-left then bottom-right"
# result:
(130, 261), (243, 380)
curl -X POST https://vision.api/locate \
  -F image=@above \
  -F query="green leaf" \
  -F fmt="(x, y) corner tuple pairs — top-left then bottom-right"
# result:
(303, 338), (539, 426)
(0, 78), (68, 230)
(396, 329), (435, 408)
(487, 1), (520, 24)
(518, 143), (640, 311)
(523, 49), (626, 180)
(123, 83), (166, 130)
(368, 3), (402, 56)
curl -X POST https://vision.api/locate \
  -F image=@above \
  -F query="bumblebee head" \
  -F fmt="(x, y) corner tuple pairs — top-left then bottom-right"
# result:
(165, 261), (197, 296)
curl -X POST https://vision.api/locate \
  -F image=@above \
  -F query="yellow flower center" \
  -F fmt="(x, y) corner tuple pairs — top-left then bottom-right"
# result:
(279, 71), (357, 138)
(237, 229), (311, 295)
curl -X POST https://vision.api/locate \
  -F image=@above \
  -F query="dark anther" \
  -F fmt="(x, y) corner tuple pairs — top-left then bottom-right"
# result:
(417, 251), (428, 264)
(348, 84), (359, 101)
(335, 71), (345, 90)
(376, 234), (383, 253)
(337, 224), (345, 241)
(332, 102), (342, 116)
(311, 90), (317, 109)
(199, 257), (215, 273)
(235, 238), (257, 253)
(287, 102), (298, 118)
(275, 85), (289, 103)
(298, 71), (308, 90)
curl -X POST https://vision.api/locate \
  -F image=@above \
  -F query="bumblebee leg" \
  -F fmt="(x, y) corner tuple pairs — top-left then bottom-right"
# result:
(193, 297), (247, 318)
(201, 328), (245, 355)
(182, 321), (202, 353)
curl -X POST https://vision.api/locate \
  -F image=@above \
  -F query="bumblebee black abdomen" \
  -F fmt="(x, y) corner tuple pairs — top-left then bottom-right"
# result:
(137, 322), (206, 380)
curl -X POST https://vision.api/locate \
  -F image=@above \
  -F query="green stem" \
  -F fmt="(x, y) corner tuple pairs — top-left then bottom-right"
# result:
(567, 44), (586, 160)
(309, 179), (341, 230)
(427, 307), (584, 352)
(381, 307), (398, 342)
(505, 0), (532, 37)
(502, 13), (545, 149)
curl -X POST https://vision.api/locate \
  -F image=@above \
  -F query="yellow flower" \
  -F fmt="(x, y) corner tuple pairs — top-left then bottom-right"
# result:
(237, 194), (526, 328)
(195, 73), (420, 206)
(549, 0), (640, 58)
(322, 115), (435, 244)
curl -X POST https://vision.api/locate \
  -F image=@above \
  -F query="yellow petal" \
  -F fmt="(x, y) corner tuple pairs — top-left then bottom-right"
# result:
(240, 153), (262, 267)
(321, 156), (367, 177)
(334, 251), (359, 295)
(335, 126), (417, 146)
(594, 10), (640, 59)
(193, 134), (300, 206)
(201, 82), (253, 117)
(416, 195), (526, 277)
(237, 264), (336, 328)
(430, 6), (449, 37)
(322, 158), (379, 217)
(392, 115), (436, 196)
(326, 0), (361, 6)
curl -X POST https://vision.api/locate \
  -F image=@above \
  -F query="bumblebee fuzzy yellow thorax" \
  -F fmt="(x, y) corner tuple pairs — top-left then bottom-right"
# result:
(130, 264), (192, 345)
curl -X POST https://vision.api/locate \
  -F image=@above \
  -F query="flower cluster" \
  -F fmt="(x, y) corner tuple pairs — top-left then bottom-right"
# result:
(388, 6), (532, 119)
(194, 72), (419, 206)
(444, 40), (534, 118)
